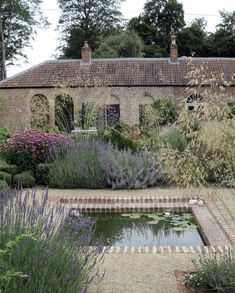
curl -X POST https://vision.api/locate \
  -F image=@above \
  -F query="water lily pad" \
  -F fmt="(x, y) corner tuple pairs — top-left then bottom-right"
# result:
(172, 227), (185, 232)
(121, 213), (141, 219)
(185, 224), (198, 229)
(147, 220), (160, 225)
(182, 213), (194, 219)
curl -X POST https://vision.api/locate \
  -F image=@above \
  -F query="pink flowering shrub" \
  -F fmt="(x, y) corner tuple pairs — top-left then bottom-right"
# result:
(4, 129), (75, 171)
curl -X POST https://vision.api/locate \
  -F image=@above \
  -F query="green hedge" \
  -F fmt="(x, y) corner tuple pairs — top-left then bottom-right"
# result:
(13, 171), (36, 188)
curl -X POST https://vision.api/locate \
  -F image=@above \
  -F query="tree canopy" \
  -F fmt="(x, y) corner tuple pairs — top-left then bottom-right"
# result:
(177, 18), (208, 57)
(128, 0), (185, 57)
(204, 11), (235, 57)
(57, 0), (125, 59)
(0, 0), (48, 79)
(93, 30), (144, 58)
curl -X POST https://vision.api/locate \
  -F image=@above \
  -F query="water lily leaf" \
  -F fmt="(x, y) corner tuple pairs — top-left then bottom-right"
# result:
(120, 213), (145, 219)
(147, 220), (160, 225)
(172, 227), (185, 232)
(182, 213), (194, 219)
(185, 224), (198, 229)
(146, 215), (165, 221)
(171, 221), (182, 226)
(129, 214), (141, 219)
(121, 214), (133, 217)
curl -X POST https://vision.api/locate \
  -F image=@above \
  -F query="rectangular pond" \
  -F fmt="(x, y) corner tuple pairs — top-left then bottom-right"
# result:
(88, 211), (205, 247)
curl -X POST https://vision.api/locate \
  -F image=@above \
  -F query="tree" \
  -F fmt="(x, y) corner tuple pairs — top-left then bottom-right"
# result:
(128, 0), (185, 57)
(57, 0), (125, 59)
(0, 0), (48, 80)
(177, 18), (208, 57)
(93, 30), (144, 58)
(204, 10), (235, 57)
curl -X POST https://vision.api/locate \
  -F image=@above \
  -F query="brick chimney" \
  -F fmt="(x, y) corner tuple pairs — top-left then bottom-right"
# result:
(170, 35), (178, 62)
(81, 41), (91, 64)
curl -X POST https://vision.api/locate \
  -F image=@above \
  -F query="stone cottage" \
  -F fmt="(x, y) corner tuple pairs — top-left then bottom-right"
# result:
(0, 36), (235, 132)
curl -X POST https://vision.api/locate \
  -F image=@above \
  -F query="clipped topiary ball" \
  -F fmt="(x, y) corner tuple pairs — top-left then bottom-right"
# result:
(0, 164), (18, 175)
(13, 171), (36, 188)
(36, 163), (50, 185)
(0, 179), (9, 190)
(0, 171), (12, 185)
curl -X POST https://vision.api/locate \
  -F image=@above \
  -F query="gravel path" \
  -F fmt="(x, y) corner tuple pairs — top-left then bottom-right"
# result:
(45, 186), (235, 199)
(44, 187), (235, 293)
(87, 253), (199, 293)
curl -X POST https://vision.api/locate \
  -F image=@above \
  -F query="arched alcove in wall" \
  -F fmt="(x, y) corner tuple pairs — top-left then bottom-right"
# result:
(103, 95), (120, 128)
(139, 94), (155, 132)
(30, 94), (49, 128)
(55, 94), (74, 132)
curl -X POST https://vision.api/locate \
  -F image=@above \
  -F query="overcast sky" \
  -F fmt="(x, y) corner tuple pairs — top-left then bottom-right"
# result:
(7, 0), (235, 77)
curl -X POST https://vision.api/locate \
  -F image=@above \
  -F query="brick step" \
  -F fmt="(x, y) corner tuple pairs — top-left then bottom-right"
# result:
(70, 202), (190, 213)
(50, 196), (199, 205)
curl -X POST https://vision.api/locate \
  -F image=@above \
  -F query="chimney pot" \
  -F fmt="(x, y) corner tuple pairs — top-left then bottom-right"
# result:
(81, 41), (91, 64)
(170, 35), (178, 62)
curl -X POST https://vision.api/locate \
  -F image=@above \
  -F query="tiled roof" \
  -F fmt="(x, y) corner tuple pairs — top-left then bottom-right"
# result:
(0, 58), (235, 88)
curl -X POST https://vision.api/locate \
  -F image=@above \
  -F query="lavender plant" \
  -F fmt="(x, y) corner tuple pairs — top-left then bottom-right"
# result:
(99, 145), (164, 189)
(0, 188), (104, 292)
(48, 140), (107, 189)
(185, 250), (235, 293)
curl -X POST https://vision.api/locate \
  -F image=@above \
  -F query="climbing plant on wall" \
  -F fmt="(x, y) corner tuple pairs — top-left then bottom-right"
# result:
(55, 95), (74, 132)
(30, 95), (49, 129)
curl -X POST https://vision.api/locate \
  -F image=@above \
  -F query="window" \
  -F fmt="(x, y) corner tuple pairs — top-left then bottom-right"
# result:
(186, 94), (203, 111)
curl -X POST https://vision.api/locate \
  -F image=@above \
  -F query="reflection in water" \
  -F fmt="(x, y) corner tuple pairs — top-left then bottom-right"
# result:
(87, 213), (205, 246)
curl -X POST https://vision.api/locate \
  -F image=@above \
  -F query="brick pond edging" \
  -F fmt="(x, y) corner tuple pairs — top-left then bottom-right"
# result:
(102, 245), (230, 254)
(49, 195), (234, 253)
(175, 270), (197, 293)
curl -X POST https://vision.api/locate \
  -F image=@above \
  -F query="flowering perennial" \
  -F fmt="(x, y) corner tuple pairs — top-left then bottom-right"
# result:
(4, 129), (75, 171)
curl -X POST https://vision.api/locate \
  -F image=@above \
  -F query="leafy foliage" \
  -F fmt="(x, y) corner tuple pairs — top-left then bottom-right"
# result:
(0, 128), (11, 149)
(161, 147), (208, 187)
(203, 11), (235, 57)
(30, 95), (49, 129)
(0, 160), (17, 176)
(0, 234), (35, 292)
(0, 179), (8, 190)
(185, 251), (235, 293)
(121, 211), (197, 231)
(152, 99), (179, 125)
(162, 130), (188, 152)
(94, 29), (144, 58)
(0, 171), (11, 185)
(195, 120), (235, 187)
(57, 0), (124, 58)
(48, 141), (107, 189)
(0, 0), (48, 79)
(101, 122), (141, 151)
(128, 0), (185, 57)
(139, 99), (179, 135)
(0, 189), (104, 292)
(4, 129), (75, 171)
(100, 146), (164, 189)
(13, 171), (36, 188)
(35, 163), (50, 185)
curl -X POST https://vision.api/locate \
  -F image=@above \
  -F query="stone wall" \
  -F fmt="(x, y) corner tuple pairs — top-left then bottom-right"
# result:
(0, 86), (234, 132)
